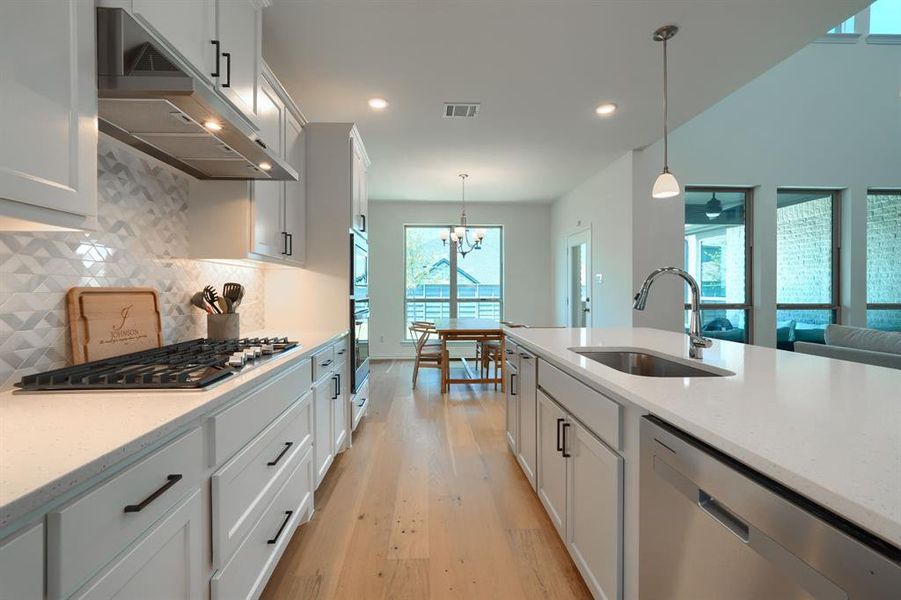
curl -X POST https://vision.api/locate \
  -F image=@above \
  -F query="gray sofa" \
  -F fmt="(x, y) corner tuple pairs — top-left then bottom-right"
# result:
(794, 324), (901, 370)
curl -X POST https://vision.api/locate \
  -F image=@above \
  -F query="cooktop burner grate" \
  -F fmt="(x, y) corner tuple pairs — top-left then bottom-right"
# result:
(15, 337), (298, 392)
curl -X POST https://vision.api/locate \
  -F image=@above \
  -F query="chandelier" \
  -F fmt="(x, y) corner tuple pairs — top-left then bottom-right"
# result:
(440, 173), (485, 258)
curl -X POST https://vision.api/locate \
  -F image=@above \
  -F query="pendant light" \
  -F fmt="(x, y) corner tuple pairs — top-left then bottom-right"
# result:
(440, 174), (484, 258)
(705, 192), (723, 219)
(651, 25), (680, 199)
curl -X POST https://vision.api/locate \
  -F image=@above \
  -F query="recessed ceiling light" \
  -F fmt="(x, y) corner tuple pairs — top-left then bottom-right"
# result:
(203, 120), (222, 131)
(259, 162), (272, 171)
(368, 97), (389, 110)
(595, 103), (617, 116)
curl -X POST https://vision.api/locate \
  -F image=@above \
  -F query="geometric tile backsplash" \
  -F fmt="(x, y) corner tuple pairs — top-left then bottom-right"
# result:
(0, 137), (266, 389)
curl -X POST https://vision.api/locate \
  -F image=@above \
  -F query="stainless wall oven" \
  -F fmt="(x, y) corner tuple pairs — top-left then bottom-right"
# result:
(350, 233), (369, 392)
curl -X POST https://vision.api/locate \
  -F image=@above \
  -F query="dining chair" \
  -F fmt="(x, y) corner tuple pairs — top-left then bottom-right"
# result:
(409, 321), (442, 388)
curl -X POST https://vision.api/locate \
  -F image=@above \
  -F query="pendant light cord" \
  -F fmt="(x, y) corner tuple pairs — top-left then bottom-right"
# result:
(662, 35), (669, 172)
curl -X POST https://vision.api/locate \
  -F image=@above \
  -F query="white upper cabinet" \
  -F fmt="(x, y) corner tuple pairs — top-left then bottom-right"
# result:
(252, 180), (285, 259)
(283, 111), (307, 266)
(350, 138), (370, 235)
(130, 0), (217, 83)
(257, 76), (285, 159)
(215, 0), (261, 125)
(0, 0), (97, 228)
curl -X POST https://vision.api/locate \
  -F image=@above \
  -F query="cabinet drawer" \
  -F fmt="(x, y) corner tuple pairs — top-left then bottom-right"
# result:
(212, 392), (313, 567)
(47, 428), (202, 599)
(0, 523), (43, 600)
(504, 340), (520, 369)
(210, 358), (312, 467)
(211, 446), (314, 600)
(333, 337), (349, 367)
(538, 360), (621, 450)
(312, 346), (335, 382)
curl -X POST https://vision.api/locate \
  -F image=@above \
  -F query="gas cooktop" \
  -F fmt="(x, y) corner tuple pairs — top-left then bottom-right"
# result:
(15, 337), (299, 392)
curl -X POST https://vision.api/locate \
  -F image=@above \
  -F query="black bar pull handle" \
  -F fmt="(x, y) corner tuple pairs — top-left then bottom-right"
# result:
(287, 233), (293, 256)
(360, 214), (366, 232)
(336, 373), (341, 395)
(210, 40), (220, 77)
(556, 417), (564, 452)
(222, 52), (231, 87)
(321, 359), (332, 367)
(281, 231), (289, 255)
(510, 373), (517, 396)
(124, 474), (182, 513)
(267, 441), (293, 467)
(267, 510), (293, 544)
(332, 375), (339, 399)
(561, 422), (572, 458)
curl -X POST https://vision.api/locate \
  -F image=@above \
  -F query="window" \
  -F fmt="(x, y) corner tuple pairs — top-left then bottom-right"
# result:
(828, 15), (856, 35)
(776, 190), (841, 349)
(404, 225), (503, 338)
(870, 0), (901, 34)
(867, 191), (901, 331)
(684, 188), (752, 343)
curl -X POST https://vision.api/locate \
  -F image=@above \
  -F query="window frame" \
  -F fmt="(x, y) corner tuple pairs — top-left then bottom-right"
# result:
(775, 188), (842, 325)
(866, 189), (901, 325)
(403, 223), (504, 339)
(683, 186), (754, 343)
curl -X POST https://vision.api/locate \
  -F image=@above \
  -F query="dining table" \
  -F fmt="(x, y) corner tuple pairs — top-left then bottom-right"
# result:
(432, 318), (506, 393)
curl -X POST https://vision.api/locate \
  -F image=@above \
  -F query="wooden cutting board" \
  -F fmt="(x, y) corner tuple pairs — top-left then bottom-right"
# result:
(67, 287), (163, 364)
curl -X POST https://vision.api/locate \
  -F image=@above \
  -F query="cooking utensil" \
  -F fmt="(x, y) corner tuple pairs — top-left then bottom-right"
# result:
(191, 291), (213, 314)
(203, 285), (222, 314)
(223, 282), (244, 312)
(218, 297), (231, 315)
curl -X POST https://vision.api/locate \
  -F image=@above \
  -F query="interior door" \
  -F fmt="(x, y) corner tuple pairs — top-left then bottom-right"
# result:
(516, 350), (538, 489)
(216, 0), (259, 122)
(537, 390), (567, 539)
(283, 112), (306, 264)
(567, 420), (623, 600)
(566, 229), (591, 327)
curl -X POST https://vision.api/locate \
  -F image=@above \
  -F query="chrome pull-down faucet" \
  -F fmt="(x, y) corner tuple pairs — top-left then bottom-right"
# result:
(633, 267), (713, 359)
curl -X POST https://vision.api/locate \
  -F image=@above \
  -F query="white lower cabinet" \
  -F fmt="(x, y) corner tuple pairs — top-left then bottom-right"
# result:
(0, 523), (43, 600)
(333, 367), (348, 454)
(537, 390), (567, 538)
(313, 373), (335, 487)
(535, 390), (623, 600)
(505, 353), (519, 453)
(71, 490), (204, 600)
(517, 350), (538, 489)
(567, 419), (623, 600)
(211, 446), (314, 600)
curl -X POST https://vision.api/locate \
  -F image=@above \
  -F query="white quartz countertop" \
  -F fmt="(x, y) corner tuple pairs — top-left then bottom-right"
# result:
(505, 327), (901, 548)
(0, 329), (347, 533)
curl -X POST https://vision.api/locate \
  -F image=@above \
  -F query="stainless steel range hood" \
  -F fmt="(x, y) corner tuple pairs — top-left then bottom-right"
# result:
(96, 7), (297, 181)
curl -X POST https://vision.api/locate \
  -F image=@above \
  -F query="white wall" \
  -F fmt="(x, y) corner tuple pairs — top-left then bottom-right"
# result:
(551, 39), (901, 344)
(550, 152), (634, 328)
(369, 199), (553, 358)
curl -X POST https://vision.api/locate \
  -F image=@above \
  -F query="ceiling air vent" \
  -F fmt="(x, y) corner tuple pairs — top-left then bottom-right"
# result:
(443, 103), (480, 118)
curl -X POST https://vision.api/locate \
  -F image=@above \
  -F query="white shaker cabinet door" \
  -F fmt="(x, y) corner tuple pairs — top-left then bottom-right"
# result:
(0, 0), (97, 218)
(333, 369), (348, 455)
(132, 0), (216, 83)
(283, 111), (306, 265)
(0, 523), (43, 600)
(71, 491), (204, 600)
(252, 180), (285, 260)
(567, 420), (623, 600)
(537, 390), (567, 540)
(216, 0), (260, 124)
(505, 361), (519, 453)
(313, 374), (335, 488)
(516, 351), (538, 489)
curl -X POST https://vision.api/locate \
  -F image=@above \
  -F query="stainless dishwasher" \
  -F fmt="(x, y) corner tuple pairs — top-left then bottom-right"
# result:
(640, 416), (901, 599)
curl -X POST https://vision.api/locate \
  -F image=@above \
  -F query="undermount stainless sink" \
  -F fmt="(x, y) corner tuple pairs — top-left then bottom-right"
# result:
(573, 350), (730, 378)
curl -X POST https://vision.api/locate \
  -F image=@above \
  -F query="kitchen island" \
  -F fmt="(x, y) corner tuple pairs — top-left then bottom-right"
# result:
(503, 326), (901, 599)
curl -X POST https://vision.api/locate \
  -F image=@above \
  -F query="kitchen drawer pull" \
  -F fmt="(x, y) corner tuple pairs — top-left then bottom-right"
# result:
(266, 442), (294, 467)
(287, 233), (294, 256)
(698, 490), (750, 542)
(332, 375), (339, 399)
(556, 418), (564, 452)
(255, 138), (268, 150)
(123, 474), (182, 513)
(210, 40), (221, 77)
(321, 359), (333, 367)
(561, 422), (571, 457)
(222, 52), (231, 87)
(267, 510), (293, 544)
(336, 373), (341, 395)
(520, 353), (531, 359)
(281, 231), (289, 255)
(510, 373), (517, 395)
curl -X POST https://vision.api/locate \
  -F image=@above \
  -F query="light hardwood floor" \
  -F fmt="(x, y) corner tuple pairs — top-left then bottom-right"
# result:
(261, 360), (592, 599)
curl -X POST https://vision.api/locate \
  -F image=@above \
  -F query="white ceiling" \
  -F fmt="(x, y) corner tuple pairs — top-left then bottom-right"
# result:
(263, 0), (866, 203)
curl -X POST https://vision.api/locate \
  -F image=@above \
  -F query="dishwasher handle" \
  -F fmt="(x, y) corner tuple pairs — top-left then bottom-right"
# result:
(698, 490), (750, 543)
